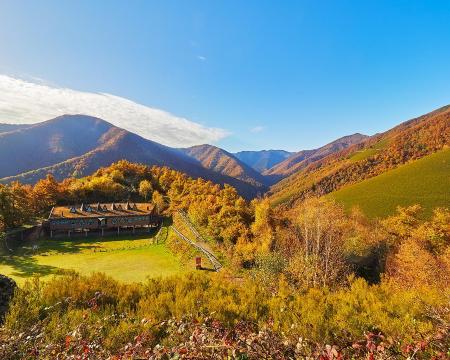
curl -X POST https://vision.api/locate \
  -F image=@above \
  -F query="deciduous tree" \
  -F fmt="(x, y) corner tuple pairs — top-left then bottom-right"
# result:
(138, 180), (153, 201)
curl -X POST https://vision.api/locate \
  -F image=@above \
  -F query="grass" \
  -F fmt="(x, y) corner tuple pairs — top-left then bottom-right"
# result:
(348, 147), (379, 162)
(347, 138), (389, 163)
(328, 148), (450, 219)
(0, 232), (187, 285)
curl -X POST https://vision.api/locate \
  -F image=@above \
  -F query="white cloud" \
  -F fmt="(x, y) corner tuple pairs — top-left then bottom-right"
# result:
(250, 125), (265, 133)
(0, 74), (229, 147)
(197, 55), (206, 61)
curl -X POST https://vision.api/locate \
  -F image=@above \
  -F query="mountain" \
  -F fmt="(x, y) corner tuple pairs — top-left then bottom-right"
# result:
(0, 123), (31, 133)
(327, 148), (450, 218)
(0, 115), (261, 198)
(269, 105), (450, 205)
(182, 145), (270, 188)
(233, 150), (293, 172)
(264, 133), (368, 179)
(0, 115), (115, 178)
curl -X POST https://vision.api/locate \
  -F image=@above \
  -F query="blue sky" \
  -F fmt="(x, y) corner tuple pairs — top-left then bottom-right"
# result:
(0, 0), (449, 152)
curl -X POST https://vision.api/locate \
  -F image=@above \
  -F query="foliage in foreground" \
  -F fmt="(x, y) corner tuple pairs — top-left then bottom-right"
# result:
(0, 272), (448, 359)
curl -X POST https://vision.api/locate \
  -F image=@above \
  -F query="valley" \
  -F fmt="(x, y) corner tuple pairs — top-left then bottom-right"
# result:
(0, 106), (449, 358)
(1, 3), (449, 358)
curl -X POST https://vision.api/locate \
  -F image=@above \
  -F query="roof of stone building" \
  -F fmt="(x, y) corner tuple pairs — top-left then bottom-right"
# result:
(49, 202), (155, 219)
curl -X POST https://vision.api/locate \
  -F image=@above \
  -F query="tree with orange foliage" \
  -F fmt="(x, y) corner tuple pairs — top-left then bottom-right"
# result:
(384, 206), (450, 288)
(0, 182), (32, 229)
(152, 190), (166, 214)
(32, 174), (62, 213)
(389, 239), (443, 288)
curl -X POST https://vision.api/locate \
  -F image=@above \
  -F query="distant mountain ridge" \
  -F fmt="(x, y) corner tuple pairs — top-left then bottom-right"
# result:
(0, 123), (30, 133)
(0, 113), (406, 203)
(182, 144), (270, 188)
(264, 133), (368, 179)
(234, 150), (293, 172)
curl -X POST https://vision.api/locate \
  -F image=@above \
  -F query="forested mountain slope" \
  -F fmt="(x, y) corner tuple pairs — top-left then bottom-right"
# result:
(0, 123), (30, 133)
(1, 159), (448, 359)
(264, 133), (368, 179)
(269, 105), (450, 205)
(182, 144), (270, 188)
(0, 115), (115, 178)
(233, 150), (293, 172)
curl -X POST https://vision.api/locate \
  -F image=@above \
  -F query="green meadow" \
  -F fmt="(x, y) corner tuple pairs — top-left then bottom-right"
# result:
(0, 233), (186, 285)
(347, 138), (390, 163)
(328, 148), (450, 219)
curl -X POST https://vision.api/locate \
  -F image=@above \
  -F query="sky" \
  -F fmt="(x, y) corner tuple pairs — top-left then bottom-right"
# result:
(0, 0), (449, 152)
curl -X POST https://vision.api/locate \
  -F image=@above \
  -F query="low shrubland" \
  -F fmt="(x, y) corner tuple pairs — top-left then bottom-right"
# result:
(0, 272), (448, 359)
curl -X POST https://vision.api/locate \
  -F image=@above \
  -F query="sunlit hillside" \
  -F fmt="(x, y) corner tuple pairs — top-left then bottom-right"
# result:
(269, 105), (450, 205)
(328, 147), (450, 218)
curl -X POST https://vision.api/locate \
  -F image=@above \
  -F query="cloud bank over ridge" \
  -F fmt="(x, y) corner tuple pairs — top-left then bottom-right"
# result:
(0, 74), (228, 147)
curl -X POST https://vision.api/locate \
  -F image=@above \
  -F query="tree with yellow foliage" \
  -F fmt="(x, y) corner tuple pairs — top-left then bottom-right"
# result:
(251, 197), (274, 254)
(280, 198), (349, 288)
(389, 238), (442, 288)
(138, 180), (153, 201)
(152, 190), (166, 214)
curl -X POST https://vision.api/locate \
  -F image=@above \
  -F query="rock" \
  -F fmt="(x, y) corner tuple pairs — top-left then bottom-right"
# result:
(0, 274), (17, 324)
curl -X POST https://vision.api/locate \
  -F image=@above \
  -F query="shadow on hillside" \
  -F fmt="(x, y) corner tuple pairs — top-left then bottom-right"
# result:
(35, 240), (101, 255)
(0, 255), (60, 278)
(0, 230), (162, 279)
(33, 230), (160, 256)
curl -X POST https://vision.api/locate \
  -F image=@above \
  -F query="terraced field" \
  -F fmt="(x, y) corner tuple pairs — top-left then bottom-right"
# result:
(328, 148), (450, 218)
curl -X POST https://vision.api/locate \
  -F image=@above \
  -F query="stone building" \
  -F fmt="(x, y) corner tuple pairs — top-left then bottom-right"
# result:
(46, 202), (160, 237)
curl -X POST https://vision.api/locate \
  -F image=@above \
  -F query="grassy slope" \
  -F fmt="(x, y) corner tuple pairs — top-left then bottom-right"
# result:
(328, 148), (450, 218)
(347, 138), (389, 163)
(0, 235), (186, 285)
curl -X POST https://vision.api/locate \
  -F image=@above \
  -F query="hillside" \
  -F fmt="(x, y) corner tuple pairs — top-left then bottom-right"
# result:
(0, 115), (261, 198)
(234, 150), (292, 172)
(264, 133), (368, 179)
(1, 136), (261, 199)
(0, 115), (115, 178)
(269, 105), (450, 205)
(328, 148), (450, 218)
(0, 123), (30, 133)
(182, 144), (270, 188)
